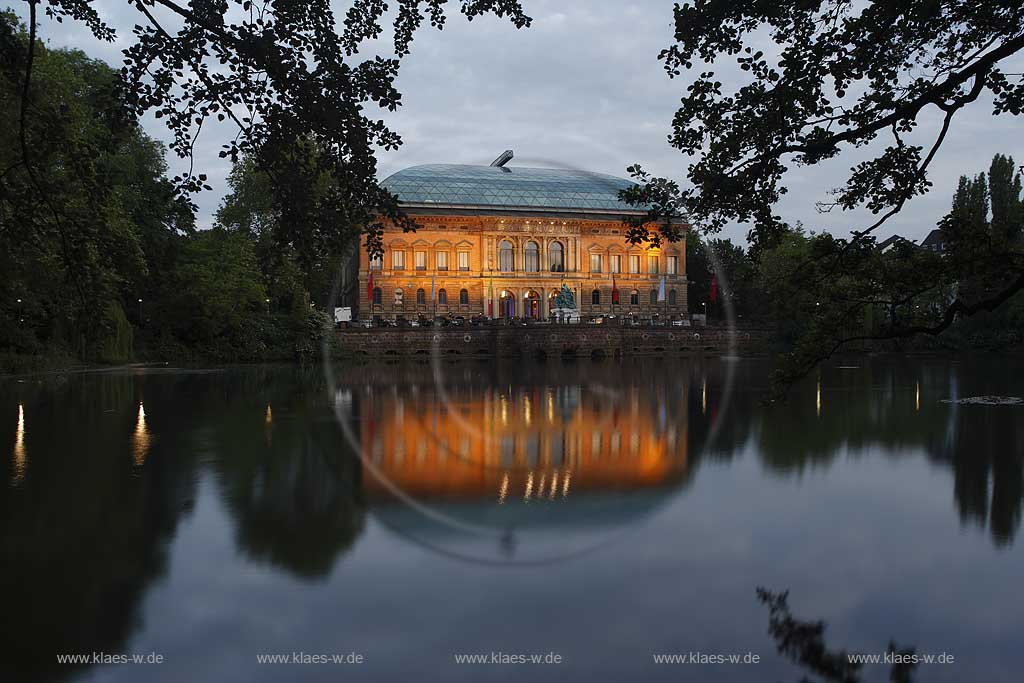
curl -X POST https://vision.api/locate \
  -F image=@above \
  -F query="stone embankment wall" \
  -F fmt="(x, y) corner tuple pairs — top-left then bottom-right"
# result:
(336, 325), (770, 358)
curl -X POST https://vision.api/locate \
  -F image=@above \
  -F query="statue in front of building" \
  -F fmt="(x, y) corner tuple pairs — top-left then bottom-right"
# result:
(553, 284), (576, 310)
(550, 284), (579, 323)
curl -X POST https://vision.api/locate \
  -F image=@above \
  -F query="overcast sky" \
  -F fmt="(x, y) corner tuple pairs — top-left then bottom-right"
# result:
(23, 0), (1023, 245)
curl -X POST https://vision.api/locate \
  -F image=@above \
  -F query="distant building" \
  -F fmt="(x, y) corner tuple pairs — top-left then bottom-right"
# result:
(358, 153), (688, 320)
(878, 234), (914, 253)
(921, 228), (947, 253)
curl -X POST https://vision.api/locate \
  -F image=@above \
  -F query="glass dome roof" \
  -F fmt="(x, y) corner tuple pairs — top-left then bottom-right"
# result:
(380, 164), (641, 213)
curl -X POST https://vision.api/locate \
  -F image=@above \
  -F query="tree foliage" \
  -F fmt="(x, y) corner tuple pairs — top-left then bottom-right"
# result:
(12, 0), (531, 264)
(216, 147), (351, 312)
(0, 11), (192, 359)
(2, 0), (533, 364)
(754, 155), (1023, 393)
(165, 227), (265, 345)
(621, 2), (1024, 391)
(627, 1), (1024, 242)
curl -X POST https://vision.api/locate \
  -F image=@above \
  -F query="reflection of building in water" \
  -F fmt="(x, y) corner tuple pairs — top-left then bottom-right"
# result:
(360, 384), (688, 502)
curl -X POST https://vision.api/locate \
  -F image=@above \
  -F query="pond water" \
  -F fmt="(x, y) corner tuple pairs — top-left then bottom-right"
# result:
(2, 356), (1022, 682)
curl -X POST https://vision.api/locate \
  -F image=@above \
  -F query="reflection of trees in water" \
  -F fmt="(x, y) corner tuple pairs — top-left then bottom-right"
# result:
(215, 418), (365, 579)
(742, 360), (1024, 547)
(931, 410), (1022, 547)
(758, 588), (917, 683)
(0, 373), (202, 683)
(151, 364), (369, 579)
(0, 367), (367, 681)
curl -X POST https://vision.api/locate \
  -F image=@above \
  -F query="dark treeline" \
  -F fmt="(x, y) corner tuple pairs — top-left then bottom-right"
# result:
(677, 153), (1024, 354)
(0, 14), (343, 372)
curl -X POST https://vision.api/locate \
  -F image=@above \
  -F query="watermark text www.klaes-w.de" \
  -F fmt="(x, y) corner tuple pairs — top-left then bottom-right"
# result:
(56, 652), (164, 665)
(653, 651), (761, 665)
(255, 651), (364, 665)
(848, 651), (955, 665)
(454, 651), (563, 665)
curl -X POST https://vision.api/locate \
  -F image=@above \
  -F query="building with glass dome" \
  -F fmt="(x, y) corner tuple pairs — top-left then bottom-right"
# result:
(359, 153), (688, 320)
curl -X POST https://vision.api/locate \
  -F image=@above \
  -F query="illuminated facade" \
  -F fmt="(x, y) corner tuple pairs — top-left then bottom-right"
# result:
(358, 160), (688, 320)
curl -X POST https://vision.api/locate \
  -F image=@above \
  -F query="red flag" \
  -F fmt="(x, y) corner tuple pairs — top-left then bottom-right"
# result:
(710, 273), (718, 304)
(612, 274), (619, 304)
(367, 270), (374, 306)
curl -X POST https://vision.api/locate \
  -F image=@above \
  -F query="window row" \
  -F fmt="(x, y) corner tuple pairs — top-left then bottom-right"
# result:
(371, 287), (471, 306)
(498, 240), (564, 273)
(372, 244), (679, 275)
(371, 287), (681, 307)
(588, 253), (679, 274)
(370, 251), (471, 271)
(589, 289), (679, 305)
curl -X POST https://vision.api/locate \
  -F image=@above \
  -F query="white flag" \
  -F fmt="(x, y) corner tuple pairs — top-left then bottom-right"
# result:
(431, 274), (436, 301)
(657, 275), (666, 302)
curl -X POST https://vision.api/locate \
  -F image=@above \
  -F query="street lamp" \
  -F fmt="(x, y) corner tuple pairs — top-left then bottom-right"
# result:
(138, 298), (143, 325)
(265, 297), (271, 314)
(17, 298), (23, 324)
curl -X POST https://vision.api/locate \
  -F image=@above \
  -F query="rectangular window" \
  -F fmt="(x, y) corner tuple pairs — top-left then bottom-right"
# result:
(392, 250), (405, 270)
(436, 251), (448, 271)
(369, 254), (382, 270)
(415, 251), (426, 270)
(590, 253), (602, 273)
(610, 255), (621, 273)
(458, 251), (470, 271)
(629, 255), (640, 274)
(667, 256), (678, 275)
(525, 246), (539, 272)
(648, 255), (659, 274)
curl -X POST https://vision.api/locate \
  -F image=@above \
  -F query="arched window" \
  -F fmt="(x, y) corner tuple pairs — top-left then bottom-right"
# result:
(524, 241), (539, 272)
(394, 288), (404, 306)
(549, 241), (564, 272)
(416, 288), (426, 305)
(650, 289), (658, 305)
(668, 289), (677, 305)
(629, 289), (639, 305)
(438, 288), (448, 305)
(459, 288), (469, 305)
(591, 289), (601, 305)
(372, 287), (382, 306)
(499, 240), (514, 272)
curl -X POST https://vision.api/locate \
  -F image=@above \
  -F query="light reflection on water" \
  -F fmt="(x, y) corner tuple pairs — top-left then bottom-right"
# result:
(11, 402), (25, 484)
(132, 402), (150, 467)
(2, 357), (1023, 683)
